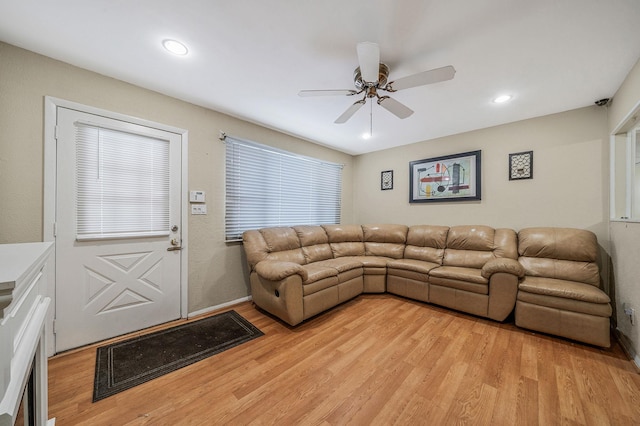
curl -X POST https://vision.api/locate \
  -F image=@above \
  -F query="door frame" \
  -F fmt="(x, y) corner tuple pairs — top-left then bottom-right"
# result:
(43, 96), (189, 356)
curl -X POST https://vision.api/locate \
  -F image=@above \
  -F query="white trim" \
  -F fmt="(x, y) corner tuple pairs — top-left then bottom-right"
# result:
(43, 96), (189, 356)
(610, 99), (640, 221)
(610, 134), (616, 219)
(611, 99), (640, 134)
(616, 327), (640, 370)
(188, 296), (252, 318)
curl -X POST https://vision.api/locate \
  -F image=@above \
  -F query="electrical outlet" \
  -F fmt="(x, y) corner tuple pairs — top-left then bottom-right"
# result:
(624, 304), (636, 325)
(191, 204), (207, 215)
(622, 303), (636, 325)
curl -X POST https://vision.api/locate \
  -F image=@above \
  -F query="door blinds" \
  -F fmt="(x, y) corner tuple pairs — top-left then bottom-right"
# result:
(224, 136), (342, 241)
(75, 123), (171, 240)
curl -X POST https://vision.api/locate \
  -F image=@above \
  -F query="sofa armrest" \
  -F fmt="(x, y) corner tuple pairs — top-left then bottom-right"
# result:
(255, 260), (308, 282)
(481, 258), (524, 279)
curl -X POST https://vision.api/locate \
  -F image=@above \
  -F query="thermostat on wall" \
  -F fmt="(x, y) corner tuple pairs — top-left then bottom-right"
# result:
(189, 190), (205, 203)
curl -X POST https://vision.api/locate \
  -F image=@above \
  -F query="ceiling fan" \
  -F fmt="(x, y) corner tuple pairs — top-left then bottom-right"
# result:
(299, 42), (456, 124)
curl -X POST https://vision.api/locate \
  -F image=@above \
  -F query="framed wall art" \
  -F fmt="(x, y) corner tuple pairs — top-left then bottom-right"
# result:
(381, 170), (393, 190)
(509, 150), (533, 180)
(409, 150), (481, 203)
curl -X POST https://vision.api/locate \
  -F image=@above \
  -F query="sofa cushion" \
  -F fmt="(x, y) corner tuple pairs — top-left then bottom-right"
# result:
(403, 225), (448, 264)
(322, 224), (364, 242)
(443, 249), (494, 269)
(362, 224), (408, 258)
(430, 265), (489, 296)
(517, 290), (612, 317)
(443, 225), (497, 268)
(429, 266), (488, 285)
(446, 225), (495, 251)
(518, 276), (610, 304)
(365, 242), (405, 258)
(518, 227), (597, 262)
(323, 224), (365, 257)
(493, 228), (518, 259)
(300, 263), (338, 284)
(293, 225), (334, 263)
(260, 227), (301, 252)
(362, 224), (408, 243)
(387, 258), (440, 274)
(406, 225), (449, 248)
(313, 258), (363, 273)
(518, 257), (600, 286)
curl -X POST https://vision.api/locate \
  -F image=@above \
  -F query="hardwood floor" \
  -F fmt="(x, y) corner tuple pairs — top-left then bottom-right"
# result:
(48, 295), (640, 425)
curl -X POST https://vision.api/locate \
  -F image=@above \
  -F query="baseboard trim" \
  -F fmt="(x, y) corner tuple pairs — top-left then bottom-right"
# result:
(614, 327), (640, 372)
(188, 296), (253, 318)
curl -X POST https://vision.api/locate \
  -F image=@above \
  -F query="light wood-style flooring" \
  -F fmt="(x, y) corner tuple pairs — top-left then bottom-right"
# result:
(48, 295), (640, 425)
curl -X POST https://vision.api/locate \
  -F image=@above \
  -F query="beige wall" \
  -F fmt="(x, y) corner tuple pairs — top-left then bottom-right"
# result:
(3, 40), (636, 361)
(0, 42), (354, 313)
(353, 106), (610, 243)
(608, 57), (640, 366)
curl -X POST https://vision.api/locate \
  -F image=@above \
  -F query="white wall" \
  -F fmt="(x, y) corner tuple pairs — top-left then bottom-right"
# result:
(608, 57), (640, 366)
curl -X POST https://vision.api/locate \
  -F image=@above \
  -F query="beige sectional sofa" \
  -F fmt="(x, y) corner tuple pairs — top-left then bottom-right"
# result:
(242, 224), (612, 347)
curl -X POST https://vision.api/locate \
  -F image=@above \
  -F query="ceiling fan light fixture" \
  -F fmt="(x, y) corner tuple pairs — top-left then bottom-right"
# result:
(162, 39), (189, 56)
(493, 94), (512, 104)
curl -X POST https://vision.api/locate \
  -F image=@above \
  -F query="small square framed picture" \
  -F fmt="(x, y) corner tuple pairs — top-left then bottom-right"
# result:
(509, 151), (533, 180)
(381, 170), (393, 190)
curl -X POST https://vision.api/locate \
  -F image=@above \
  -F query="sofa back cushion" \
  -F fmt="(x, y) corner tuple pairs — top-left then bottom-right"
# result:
(259, 227), (305, 264)
(404, 225), (448, 264)
(518, 227), (600, 285)
(362, 224), (408, 258)
(242, 227), (305, 270)
(443, 225), (498, 268)
(293, 225), (333, 263)
(322, 224), (365, 257)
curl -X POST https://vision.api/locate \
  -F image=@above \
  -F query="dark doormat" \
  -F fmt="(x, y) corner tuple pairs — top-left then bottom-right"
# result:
(93, 310), (263, 401)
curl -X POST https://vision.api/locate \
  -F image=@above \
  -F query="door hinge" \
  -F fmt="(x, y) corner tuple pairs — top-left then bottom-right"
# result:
(53, 222), (57, 238)
(54, 125), (59, 140)
(53, 319), (57, 334)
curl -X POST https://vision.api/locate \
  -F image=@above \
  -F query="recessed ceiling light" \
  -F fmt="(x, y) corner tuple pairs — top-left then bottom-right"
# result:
(162, 39), (188, 56)
(493, 94), (512, 104)
(362, 132), (371, 140)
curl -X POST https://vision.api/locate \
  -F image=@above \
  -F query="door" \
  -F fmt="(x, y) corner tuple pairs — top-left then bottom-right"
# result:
(54, 107), (183, 352)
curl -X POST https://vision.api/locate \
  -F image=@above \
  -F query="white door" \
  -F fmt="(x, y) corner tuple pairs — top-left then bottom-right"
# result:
(55, 107), (183, 352)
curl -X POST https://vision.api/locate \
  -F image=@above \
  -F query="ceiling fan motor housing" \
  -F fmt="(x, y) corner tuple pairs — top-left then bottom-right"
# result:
(354, 63), (390, 90)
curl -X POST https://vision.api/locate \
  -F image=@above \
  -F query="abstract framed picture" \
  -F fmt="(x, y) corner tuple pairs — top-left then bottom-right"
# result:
(409, 150), (481, 203)
(509, 150), (533, 180)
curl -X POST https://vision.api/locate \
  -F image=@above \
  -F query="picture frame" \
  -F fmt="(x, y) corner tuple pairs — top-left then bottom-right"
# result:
(509, 150), (533, 180)
(381, 170), (393, 190)
(409, 150), (481, 203)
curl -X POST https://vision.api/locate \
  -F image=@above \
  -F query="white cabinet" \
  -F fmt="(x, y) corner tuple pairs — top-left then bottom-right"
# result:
(0, 242), (53, 426)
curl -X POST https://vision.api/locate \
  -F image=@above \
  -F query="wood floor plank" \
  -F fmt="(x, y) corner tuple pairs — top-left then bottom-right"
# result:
(47, 295), (640, 425)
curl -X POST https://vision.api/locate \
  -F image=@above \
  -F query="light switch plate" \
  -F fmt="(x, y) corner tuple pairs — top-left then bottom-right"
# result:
(189, 190), (205, 203)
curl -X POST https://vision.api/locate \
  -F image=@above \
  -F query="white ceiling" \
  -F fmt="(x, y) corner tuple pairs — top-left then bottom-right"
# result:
(2, 1), (640, 155)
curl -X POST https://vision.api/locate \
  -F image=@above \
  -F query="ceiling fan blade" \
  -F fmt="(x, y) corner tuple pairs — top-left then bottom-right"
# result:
(298, 89), (358, 97)
(334, 99), (366, 124)
(386, 65), (456, 91)
(377, 96), (414, 119)
(357, 42), (380, 84)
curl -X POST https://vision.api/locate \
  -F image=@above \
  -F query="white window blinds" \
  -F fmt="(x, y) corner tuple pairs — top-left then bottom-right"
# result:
(224, 136), (342, 241)
(75, 123), (171, 240)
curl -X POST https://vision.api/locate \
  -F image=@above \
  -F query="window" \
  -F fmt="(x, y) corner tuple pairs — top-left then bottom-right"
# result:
(224, 136), (342, 241)
(75, 123), (171, 240)
(611, 124), (640, 221)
